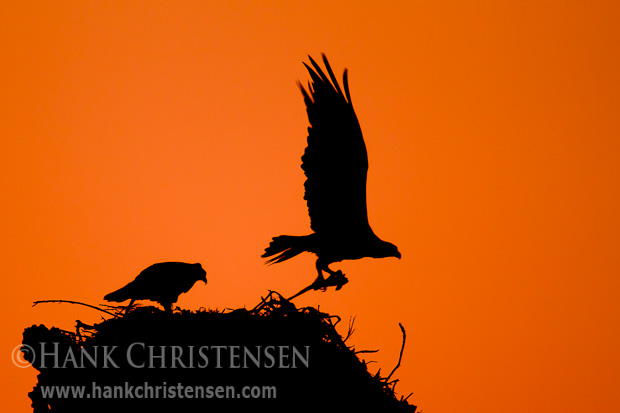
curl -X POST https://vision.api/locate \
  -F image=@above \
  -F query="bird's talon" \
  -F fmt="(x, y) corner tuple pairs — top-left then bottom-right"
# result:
(335, 275), (348, 290)
(335, 279), (347, 290)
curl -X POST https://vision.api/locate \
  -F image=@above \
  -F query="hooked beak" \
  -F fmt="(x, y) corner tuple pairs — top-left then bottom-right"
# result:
(396, 251), (402, 259)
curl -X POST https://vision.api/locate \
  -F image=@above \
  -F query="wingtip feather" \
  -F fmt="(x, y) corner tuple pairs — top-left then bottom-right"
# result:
(321, 54), (343, 96)
(343, 69), (352, 104)
(307, 55), (332, 86)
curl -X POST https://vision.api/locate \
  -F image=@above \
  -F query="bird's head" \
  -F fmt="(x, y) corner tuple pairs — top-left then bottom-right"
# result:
(193, 263), (208, 284)
(373, 241), (402, 260)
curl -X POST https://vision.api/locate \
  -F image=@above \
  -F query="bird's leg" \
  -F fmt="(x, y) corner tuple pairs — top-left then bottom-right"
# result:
(313, 260), (348, 291)
(312, 260), (327, 291)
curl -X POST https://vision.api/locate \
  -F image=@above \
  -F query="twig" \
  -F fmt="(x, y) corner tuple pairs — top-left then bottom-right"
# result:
(251, 290), (276, 312)
(326, 314), (341, 326)
(355, 349), (379, 354)
(343, 316), (356, 342)
(33, 300), (118, 317)
(388, 378), (400, 392)
(386, 323), (406, 382)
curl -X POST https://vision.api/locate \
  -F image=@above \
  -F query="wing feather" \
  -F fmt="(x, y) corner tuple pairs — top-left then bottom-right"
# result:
(299, 54), (371, 237)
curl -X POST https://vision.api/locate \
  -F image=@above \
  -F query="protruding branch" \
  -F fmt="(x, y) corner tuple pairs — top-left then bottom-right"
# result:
(32, 300), (118, 317)
(344, 316), (356, 342)
(355, 349), (379, 354)
(386, 323), (406, 382)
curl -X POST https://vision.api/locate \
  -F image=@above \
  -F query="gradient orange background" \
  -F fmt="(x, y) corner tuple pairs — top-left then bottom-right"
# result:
(1, 1), (619, 411)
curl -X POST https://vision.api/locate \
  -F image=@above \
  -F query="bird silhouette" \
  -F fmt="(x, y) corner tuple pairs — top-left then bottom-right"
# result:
(104, 262), (207, 312)
(263, 54), (401, 291)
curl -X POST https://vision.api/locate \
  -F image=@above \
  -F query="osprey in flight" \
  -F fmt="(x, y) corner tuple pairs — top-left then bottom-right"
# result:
(104, 262), (207, 312)
(263, 55), (401, 290)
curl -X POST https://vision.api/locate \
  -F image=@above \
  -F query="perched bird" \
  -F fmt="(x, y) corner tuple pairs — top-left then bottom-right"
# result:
(262, 55), (401, 290)
(104, 262), (207, 312)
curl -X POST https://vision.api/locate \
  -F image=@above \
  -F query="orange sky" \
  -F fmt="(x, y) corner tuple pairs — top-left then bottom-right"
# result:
(1, 1), (619, 412)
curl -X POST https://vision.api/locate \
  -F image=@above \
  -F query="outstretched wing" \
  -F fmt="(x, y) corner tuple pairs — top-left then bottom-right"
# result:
(300, 54), (371, 237)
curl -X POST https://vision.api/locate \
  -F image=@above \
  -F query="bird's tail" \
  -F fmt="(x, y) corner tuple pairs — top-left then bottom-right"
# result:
(262, 235), (310, 265)
(103, 285), (131, 303)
